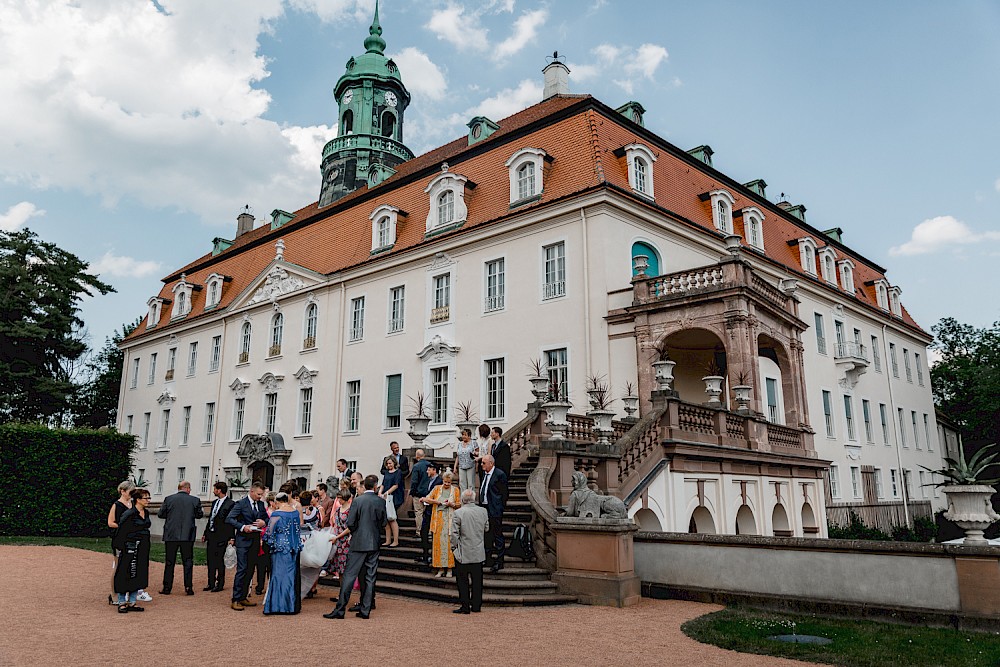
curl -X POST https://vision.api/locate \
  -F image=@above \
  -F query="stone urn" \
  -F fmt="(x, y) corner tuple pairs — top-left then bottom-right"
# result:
(587, 409), (617, 446)
(943, 485), (1000, 545)
(406, 414), (431, 445)
(732, 385), (752, 412)
(652, 360), (676, 391)
(702, 375), (725, 407)
(529, 375), (550, 401)
(632, 254), (649, 277)
(621, 395), (639, 420)
(456, 420), (478, 437)
(542, 400), (573, 440)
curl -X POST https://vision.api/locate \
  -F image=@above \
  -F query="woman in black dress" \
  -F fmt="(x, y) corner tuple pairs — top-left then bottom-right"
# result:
(113, 488), (152, 613)
(107, 480), (133, 605)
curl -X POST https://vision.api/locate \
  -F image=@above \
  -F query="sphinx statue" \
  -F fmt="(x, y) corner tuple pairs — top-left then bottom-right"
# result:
(564, 471), (628, 520)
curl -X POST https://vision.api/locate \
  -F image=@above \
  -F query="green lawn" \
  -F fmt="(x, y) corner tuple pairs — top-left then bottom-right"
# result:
(0, 536), (208, 566)
(682, 608), (1000, 667)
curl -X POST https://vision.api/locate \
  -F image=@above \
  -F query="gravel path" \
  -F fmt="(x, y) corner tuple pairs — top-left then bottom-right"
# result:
(0, 546), (806, 666)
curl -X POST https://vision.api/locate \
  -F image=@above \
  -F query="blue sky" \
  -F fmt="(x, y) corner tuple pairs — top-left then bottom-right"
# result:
(1, 0), (997, 351)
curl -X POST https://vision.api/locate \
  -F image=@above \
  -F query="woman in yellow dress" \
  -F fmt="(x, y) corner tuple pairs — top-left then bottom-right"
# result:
(425, 471), (461, 578)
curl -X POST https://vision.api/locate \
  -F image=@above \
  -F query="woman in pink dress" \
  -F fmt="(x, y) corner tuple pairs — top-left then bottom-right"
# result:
(330, 489), (353, 580)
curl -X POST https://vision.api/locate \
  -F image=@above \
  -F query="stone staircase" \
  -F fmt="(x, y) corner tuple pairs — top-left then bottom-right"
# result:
(320, 454), (576, 606)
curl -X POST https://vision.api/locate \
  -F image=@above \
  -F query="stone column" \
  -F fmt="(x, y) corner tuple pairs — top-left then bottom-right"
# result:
(550, 517), (641, 607)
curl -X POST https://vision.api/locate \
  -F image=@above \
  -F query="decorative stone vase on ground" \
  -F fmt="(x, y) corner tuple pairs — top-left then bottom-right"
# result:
(702, 375), (725, 407)
(542, 400), (573, 440)
(651, 360), (676, 391)
(587, 409), (617, 446)
(943, 485), (1000, 545)
(406, 414), (431, 445)
(529, 375), (550, 401)
(732, 384), (752, 413)
(621, 395), (639, 420)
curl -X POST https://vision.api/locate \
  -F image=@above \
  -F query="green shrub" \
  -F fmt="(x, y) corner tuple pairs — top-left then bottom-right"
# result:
(0, 424), (136, 537)
(828, 510), (938, 543)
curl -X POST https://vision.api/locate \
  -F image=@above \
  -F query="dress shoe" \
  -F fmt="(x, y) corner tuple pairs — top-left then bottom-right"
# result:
(471, 608), (482, 613)
(203, 586), (214, 592)
(355, 611), (370, 619)
(323, 611), (344, 619)
(127, 605), (145, 612)
(159, 588), (171, 595)
(211, 587), (224, 593)
(231, 601), (245, 611)
(238, 598), (257, 607)
(254, 588), (265, 596)
(489, 562), (504, 573)
(349, 602), (376, 612)
(453, 607), (471, 614)
(185, 588), (195, 596)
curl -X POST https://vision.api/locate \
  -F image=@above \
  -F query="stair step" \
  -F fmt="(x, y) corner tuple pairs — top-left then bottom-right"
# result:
(376, 568), (558, 592)
(372, 580), (577, 607)
(376, 555), (549, 577)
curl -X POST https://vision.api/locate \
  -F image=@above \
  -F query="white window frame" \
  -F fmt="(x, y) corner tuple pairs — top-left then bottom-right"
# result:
(298, 387), (313, 436)
(383, 373), (403, 431)
(796, 237), (818, 276)
(159, 408), (171, 449)
(624, 143), (656, 198)
(130, 357), (140, 389)
(813, 312), (827, 355)
(912, 410), (920, 449)
(708, 189), (736, 233)
(915, 352), (924, 386)
(873, 279), (890, 310)
(232, 397), (245, 441)
(879, 403), (890, 444)
(484, 257), (506, 313)
(142, 412), (151, 450)
(822, 390), (834, 438)
(483, 356), (506, 421)
(303, 302), (318, 349)
(429, 366), (449, 425)
(424, 168), (468, 233)
(146, 297), (163, 330)
(850, 466), (861, 498)
(187, 341), (198, 377)
(818, 247), (837, 285)
(924, 414), (933, 452)
(888, 286), (903, 317)
(148, 352), (158, 385)
(181, 406), (191, 446)
(541, 240), (567, 301)
(874, 468), (884, 499)
(204, 402), (215, 443)
(125, 414), (133, 435)
(369, 204), (401, 252)
(239, 322), (252, 364)
(505, 147), (547, 205)
(843, 395), (856, 441)
(829, 464), (840, 498)
(349, 296), (366, 342)
(741, 206), (766, 250)
(269, 312), (284, 356)
(264, 392), (278, 434)
(890, 469), (899, 497)
(210, 336), (221, 373)
(199, 467), (210, 495)
(862, 399), (874, 443)
(171, 279), (193, 319)
(205, 273), (225, 308)
(387, 285), (405, 334)
(344, 379), (362, 433)
(889, 342), (899, 377)
(871, 335), (881, 372)
(154, 468), (165, 495)
(903, 348), (912, 382)
(898, 407), (907, 447)
(543, 346), (570, 401)
(838, 259), (856, 294)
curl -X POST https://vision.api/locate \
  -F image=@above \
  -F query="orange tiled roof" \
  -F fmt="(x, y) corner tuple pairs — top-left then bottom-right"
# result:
(126, 93), (926, 343)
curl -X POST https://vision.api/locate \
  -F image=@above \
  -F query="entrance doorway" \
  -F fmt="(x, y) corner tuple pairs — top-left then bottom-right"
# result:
(250, 461), (274, 489)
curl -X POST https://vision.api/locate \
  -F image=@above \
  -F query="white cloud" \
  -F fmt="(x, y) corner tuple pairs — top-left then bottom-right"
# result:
(889, 215), (1000, 256)
(390, 48), (448, 100)
(625, 43), (669, 80)
(495, 8), (548, 60)
(425, 3), (489, 52)
(280, 124), (339, 174)
(572, 42), (671, 95)
(287, 0), (374, 22)
(0, 201), (45, 232)
(89, 251), (164, 279)
(455, 79), (544, 124)
(995, 177), (1000, 192)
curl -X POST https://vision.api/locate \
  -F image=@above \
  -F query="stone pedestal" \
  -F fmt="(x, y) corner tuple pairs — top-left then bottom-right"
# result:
(550, 517), (641, 607)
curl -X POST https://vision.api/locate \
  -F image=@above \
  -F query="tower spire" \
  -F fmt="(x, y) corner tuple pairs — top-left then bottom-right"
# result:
(364, 0), (385, 54)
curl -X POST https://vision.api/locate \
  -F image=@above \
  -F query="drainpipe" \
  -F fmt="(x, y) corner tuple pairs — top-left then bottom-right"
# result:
(882, 323), (911, 527)
(579, 207), (593, 376)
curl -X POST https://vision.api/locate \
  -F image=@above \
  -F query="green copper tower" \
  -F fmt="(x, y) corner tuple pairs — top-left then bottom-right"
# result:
(319, 1), (413, 207)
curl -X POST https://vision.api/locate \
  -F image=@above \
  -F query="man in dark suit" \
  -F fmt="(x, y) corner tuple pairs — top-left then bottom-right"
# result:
(157, 480), (204, 595)
(478, 455), (508, 572)
(201, 481), (235, 592)
(489, 426), (512, 478)
(414, 463), (442, 565)
(225, 481), (268, 611)
(380, 441), (410, 479)
(324, 475), (387, 619)
(451, 488), (489, 614)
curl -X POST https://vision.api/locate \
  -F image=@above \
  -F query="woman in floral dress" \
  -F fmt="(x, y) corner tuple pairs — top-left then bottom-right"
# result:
(425, 471), (461, 578)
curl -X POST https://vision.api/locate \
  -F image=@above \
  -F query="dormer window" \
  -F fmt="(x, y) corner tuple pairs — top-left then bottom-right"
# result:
(795, 237), (818, 276)
(818, 247), (837, 285)
(708, 190), (736, 233)
(838, 259), (856, 294)
(205, 273), (226, 309)
(505, 148), (547, 205)
(424, 164), (468, 234)
(170, 277), (194, 319)
(370, 204), (402, 253)
(740, 207), (765, 250)
(888, 286), (902, 317)
(146, 297), (166, 330)
(623, 143), (656, 198)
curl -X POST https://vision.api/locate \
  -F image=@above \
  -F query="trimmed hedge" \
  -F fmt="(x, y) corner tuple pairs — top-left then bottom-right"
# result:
(0, 424), (136, 537)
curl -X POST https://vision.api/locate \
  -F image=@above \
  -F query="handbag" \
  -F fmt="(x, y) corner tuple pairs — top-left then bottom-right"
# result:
(385, 496), (397, 521)
(223, 544), (237, 569)
(300, 528), (333, 568)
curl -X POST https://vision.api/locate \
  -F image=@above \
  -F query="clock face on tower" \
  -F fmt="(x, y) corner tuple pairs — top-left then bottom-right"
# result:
(384, 91), (397, 108)
(342, 89), (353, 105)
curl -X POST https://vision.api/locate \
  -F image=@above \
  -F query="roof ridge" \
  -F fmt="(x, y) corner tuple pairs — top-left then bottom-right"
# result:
(586, 109), (606, 183)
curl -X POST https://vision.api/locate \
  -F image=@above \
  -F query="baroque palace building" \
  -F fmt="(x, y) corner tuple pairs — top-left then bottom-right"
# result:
(118, 9), (945, 537)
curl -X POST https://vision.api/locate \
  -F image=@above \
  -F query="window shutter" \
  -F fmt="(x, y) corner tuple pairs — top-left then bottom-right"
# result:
(386, 375), (402, 418)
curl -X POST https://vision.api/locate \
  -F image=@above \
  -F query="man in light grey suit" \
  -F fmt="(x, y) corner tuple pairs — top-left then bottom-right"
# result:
(451, 488), (489, 614)
(324, 474), (387, 619)
(157, 481), (204, 595)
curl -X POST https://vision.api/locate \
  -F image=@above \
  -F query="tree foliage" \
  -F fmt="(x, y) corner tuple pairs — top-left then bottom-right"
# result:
(931, 317), (1000, 442)
(72, 319), (140, 429)
(0, 229), (114, 423)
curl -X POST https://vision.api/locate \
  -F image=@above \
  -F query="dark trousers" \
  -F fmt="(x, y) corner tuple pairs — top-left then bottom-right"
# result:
(206, 539), (228, 588)
(248, 543), (268, 593)
(486, 514), (505, 565)
(333, 549), (379, 615)
(163, 541), (194, 590)
(231, 538), (261, 602)
(455, 560), (484, 611)
(420, 508), (433, 558)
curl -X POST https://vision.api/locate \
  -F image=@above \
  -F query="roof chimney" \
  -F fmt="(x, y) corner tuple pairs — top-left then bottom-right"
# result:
(542, 52), (570, 99)
(236, 205), (255, 237)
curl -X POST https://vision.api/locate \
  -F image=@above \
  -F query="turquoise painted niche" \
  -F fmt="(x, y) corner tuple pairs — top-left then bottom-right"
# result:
(631, 242), (660, 277)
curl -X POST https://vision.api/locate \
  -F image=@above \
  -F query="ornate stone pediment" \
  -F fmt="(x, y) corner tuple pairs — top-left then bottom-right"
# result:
(293, 365), (318, 388)
(156, 389), (176, 405)
(229, 377), (250, 398)
(237, 432), (289, 463)
(258, 371), (284, 393)
(247, 266), (305, 305)
(417, 334), (460, 361)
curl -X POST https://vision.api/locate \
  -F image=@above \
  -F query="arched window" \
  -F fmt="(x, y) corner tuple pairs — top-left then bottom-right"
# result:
(746, 215), (763, 249)
(376, 216), (392, 248)
(176, 291), (187, 316)
(631, 241), (660, 277)
(270, 313), (283, 355)
(240, 322), (252, 363)
(207, 281), (218, 307)
(304, 303), (318, 348)
(381, 111), (395, 139)
(342, 109), (353, 135)
(517, 162), (536, 200)
(633, 157), (648, 194)
(437, 190), (455, 227)
(716, 200), (730, 232)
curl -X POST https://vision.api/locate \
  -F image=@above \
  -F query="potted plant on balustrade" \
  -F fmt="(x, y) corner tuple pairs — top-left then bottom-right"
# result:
(621, 381), (639, 421)
(526, 358), (550, 402)
(731, 370), (753, 413)
(454, 400), (479, 436)
(226, 474), (251, 494)
(542, 382), (573, 440)
(702, 358), (725, 407)
(406, 392), (432, 446)
(922, 443), (1000, 545)
(585, 377), (617, 446)
(651, 339), (677, 392)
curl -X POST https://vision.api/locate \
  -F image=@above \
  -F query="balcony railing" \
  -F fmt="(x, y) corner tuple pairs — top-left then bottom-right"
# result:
(302, 336), (316, 350)
(349, 328), (363, 342)
(484, 295), (505, 312)
(388, 319), (404, 333)
(321, 133), (415, 162)
(268, 344), (281, 357)
(238, 351), (249, 364)
(164, 369), (174, 381)
(543, 281), (565, 300)
(430, 306), (450, 324)
(835, 342), (869, 364)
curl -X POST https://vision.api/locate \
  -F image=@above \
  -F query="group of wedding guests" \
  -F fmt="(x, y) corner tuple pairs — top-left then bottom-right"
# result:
(106, 427), (511, 617)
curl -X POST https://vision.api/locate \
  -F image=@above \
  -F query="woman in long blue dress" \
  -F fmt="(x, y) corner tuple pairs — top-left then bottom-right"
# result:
(262, 492), (302, 615)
